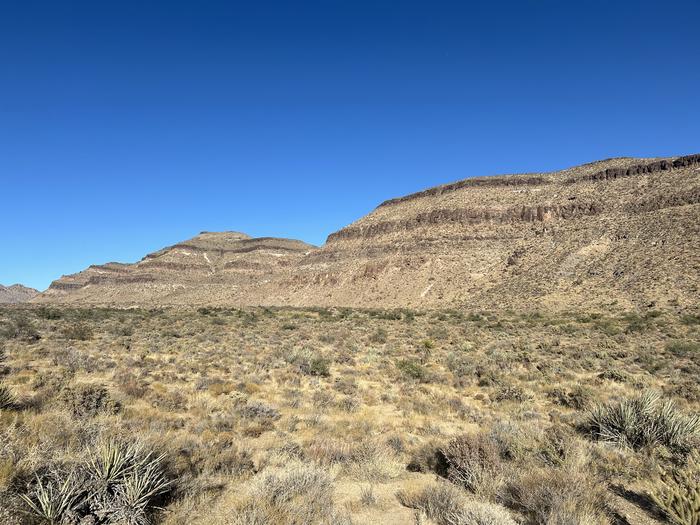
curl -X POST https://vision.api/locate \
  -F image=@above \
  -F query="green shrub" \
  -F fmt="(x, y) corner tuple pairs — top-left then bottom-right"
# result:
(586, 391), (700, 451)
(493, 384), (531, 403)
(36, 307), (62, 320)
(370, 328), (388, 344)
(667, 340), (700, 358)
(307, 356), (331, 377)
(59, 384), (121, 418)
(1, 315), (40, 341)
(649, 451), (700, 525)
(397, 359), (428, 382)
(61, 322), (94, 341)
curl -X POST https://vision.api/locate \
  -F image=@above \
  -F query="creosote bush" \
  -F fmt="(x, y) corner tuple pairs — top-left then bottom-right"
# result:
(439, 433), (502, 497)
(503, 464), (609, 525)
(397, 359), (428, 382)
(587, 391), (700, 451)
(61, 322), (94, 341)
(397, 482), (517, 525)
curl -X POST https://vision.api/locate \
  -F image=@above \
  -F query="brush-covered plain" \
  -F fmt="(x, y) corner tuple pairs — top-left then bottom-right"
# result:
(1, 305), (699, 524)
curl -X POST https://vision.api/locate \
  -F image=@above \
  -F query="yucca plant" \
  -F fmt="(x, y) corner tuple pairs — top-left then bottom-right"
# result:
(649, 452), (700, 525)
(20, 472), (84, 524)
(587, 391), (700, 451)
(109, 460), (172, 525)
(87, 439), (172, 523)
(0, 383), (15, 409)
(87, 439), (144, 488)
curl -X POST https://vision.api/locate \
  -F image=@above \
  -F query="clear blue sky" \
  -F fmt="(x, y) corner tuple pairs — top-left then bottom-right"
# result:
(1, 1), (699, 291)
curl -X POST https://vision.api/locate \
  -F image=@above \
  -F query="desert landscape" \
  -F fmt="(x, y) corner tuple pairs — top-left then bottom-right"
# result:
(1, 153), (699, 524)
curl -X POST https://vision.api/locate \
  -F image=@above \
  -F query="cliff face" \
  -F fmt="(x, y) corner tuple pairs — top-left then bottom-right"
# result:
(280, 154), (700, 310)
(35, 154), (700, 310)
(0, 284), (39, 303)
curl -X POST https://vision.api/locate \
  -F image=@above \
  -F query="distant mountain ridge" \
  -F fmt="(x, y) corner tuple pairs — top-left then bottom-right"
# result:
(0, 284), (39, 303)
(34, 153), (700, 311)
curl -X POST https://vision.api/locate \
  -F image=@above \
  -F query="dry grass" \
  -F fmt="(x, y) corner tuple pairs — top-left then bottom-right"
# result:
(0, 305), (698, 524)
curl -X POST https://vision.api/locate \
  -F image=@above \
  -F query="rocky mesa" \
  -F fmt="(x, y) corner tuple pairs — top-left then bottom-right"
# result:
(35, 153), (700, 310)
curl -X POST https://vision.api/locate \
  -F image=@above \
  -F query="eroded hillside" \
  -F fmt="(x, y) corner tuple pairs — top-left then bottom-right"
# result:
(36, 154), (700, 310)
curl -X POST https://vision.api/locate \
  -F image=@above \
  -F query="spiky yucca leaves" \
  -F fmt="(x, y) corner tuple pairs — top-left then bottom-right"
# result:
(587, 391), (700, 451)
(0, 383), (15, 409)
(88, 439), (144, 487)
(87, 439), (171, 524)
(20, 472), (84, 524)
(108, 462), (172, 525)
(649, 452), (700, 525)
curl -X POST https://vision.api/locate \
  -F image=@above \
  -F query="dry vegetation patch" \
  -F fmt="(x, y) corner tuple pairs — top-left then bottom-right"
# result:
(0, 305), (698, 524)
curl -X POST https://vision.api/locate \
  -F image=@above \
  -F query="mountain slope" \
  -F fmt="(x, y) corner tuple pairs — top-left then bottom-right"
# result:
(35, 153), (700, 310)
(283, 154), (700, 310)
(0, 284), (39, 303)
(36, 232), (316, 305)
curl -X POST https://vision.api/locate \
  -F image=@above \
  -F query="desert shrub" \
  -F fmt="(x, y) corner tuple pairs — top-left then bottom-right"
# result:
(61, 322), (94, 341)
(1, 315), (40, 341)
(240, 400), (281, 421)
(439, 433), (502, 497)
(59, 383), (121, 417)
(649, 451), (700, 525)
(548, 385), (594, 410)
(397, 482), (516, 525)
(397, 483), (465, 523)
(397, 359), (428, 382)
(667, 340), (700, 359)
(226, 462), (352, 524)
(586, 391), (700, 451)
(36, 307), (62, 320)
(504, 465), (609, 525)
(493, 384), (531, 403)
(304, 356), (331, 377)
(681, 314), (700, 326)
(370, 328), (388, 344)
(407, 442), (448, 475)
(284, 348), (331, 377)
(487, 422), (574, 468)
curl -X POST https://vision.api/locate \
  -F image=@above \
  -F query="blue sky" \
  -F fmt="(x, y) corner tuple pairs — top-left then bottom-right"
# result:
(1, 1), (699, 291)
